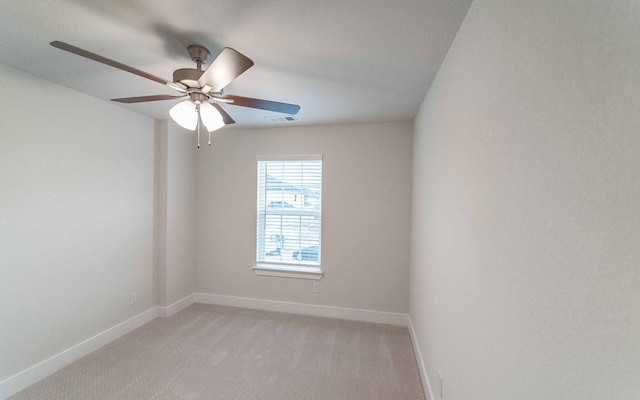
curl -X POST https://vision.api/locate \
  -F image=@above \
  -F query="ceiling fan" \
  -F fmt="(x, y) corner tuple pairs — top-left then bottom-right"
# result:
(50, 41), (300, 147)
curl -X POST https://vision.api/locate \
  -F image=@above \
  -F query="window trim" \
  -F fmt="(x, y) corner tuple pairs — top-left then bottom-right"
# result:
(254, 155), (323, 280)
(253, 263), (323, 280)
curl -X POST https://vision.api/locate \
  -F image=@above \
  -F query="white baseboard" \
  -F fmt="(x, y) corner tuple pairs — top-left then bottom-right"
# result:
(157, 293), (196, 318)
(408, 317), (435, 400)
(195, 292), (410, 326)
(0, 307), (158, 400)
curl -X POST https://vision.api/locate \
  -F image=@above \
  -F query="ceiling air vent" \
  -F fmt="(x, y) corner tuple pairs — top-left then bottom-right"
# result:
(266, 116), (298, 123)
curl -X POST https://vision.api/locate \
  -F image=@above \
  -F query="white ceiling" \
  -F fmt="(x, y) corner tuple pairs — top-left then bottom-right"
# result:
(0, 0), (472, 128)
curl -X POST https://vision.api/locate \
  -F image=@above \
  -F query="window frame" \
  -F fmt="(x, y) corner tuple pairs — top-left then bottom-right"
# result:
(253, 155), (324, 280)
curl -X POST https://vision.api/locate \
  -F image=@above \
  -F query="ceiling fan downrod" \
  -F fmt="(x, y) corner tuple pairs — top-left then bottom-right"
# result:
(187, 45), (210, 69)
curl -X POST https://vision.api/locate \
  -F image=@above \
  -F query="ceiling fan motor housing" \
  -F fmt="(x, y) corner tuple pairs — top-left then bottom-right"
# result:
(173, 68), (204, 88)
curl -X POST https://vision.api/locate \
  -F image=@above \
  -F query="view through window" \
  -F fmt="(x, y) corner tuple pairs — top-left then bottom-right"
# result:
(256, 157), (322, 268)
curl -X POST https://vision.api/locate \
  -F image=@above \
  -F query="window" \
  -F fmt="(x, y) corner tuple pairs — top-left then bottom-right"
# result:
(255, 156), (323, 279)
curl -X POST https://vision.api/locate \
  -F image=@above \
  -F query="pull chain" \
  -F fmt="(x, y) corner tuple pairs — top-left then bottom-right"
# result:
(208, 130), (212, 146)
(196, 105), (201, 148)
(197, 122), (201, 148)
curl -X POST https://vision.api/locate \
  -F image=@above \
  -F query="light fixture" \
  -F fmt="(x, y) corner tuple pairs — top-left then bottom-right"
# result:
(169, 93), (225, 148)
(199, 103), (224, 132)
(169, 100), (198, 130)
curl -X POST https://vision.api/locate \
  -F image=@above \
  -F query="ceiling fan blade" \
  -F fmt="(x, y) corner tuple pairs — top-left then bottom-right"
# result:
(210, 103), (236, 125)
(198, 47), (254, 93)
(225, 95), (300, 115)
(50, 41), (186, 92)
(111, 94), (187, 103)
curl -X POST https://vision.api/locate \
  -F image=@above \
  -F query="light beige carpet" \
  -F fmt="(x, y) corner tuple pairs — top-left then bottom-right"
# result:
(11, 304), (425, 399)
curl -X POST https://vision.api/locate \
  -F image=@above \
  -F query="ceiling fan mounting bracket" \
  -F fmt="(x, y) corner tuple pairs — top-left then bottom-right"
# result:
(187, 45), (210, 65)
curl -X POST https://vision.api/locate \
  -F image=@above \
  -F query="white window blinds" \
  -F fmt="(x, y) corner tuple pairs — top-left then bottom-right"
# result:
(256, 157), (322, 268)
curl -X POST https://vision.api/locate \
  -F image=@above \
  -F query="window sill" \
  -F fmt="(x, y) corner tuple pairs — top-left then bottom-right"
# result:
(253, 263), (323, 280)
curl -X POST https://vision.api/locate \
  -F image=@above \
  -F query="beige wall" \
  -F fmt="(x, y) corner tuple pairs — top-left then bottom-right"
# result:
(410, 0), (640, 399)
(155, 121), (197, 307)
(196, 122), (412, 313)
(0, 63), (155, 381)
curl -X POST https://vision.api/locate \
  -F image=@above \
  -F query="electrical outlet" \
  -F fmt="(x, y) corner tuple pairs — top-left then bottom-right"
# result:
(313, 282), (320, 293)
(438, 370), (443, 398)
(130, 292), (137, 305)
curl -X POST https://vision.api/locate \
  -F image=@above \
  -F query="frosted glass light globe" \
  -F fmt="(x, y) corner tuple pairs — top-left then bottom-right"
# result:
(199, 102), (225, 132)
(169, 100), (198, 130)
